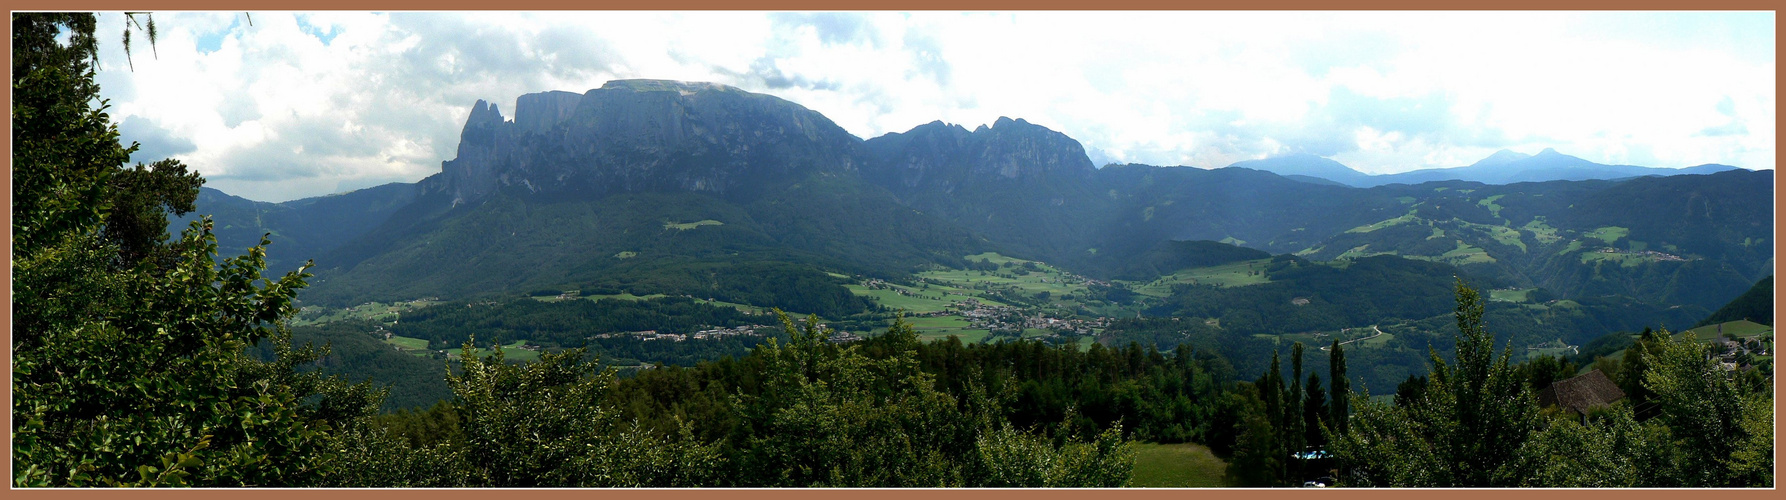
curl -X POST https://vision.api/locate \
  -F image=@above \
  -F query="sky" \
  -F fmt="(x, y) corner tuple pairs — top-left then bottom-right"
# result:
(91, 11), (1776, 203)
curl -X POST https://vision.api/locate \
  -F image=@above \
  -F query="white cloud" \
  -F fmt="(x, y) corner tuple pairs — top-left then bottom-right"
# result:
(96, 11), (1774, 202)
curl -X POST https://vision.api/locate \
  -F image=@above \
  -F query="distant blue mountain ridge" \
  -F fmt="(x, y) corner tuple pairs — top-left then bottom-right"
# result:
(1227, 148), (1745, 187)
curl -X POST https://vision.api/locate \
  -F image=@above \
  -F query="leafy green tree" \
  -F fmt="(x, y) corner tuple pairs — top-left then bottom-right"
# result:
(975, 421), (1134, 487)
(1332, 279), (1541, 486)
(1516, 354), (1577, 392)
(1618, 327), (1665, 419)
(1393, 374), (1428, 408)
(731, 313), (1134, 487)
(442, 344), (722, 487)
(1638, 328), (1773, 487)
(13, 12), (117, 258)
(1502, 407), (1645, 487)
(1223, 383), (1283, 487)
(13, 12), (385, 487)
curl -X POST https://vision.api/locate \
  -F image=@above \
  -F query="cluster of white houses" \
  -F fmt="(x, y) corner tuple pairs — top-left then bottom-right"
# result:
(591, 325), (773, 342)
(951, 299), (1106, 336)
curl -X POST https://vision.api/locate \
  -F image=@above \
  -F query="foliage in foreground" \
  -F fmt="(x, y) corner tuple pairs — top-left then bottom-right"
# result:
(12, 12), (383, 486)
(10, 13), (1132, 487)
(1332, 280), (1773, 487)
(352, 315), (1135, 487)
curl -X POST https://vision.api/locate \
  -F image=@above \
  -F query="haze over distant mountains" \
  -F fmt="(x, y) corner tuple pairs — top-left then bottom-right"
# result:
(1227, 148), (1745, 188)
(180, 79), (1772, 325)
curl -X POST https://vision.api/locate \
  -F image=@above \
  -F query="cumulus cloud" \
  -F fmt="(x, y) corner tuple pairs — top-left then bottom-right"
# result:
(117, 115), (198, 164)
(96, 11), (1774, 201)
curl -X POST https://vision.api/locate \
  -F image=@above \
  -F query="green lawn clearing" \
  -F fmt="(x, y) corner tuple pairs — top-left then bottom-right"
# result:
(446, 340), (542, 362)
(1128, 442), (1229, 487)
(1584, 226), (1629, 245)
(1685, 320), (1773, 341)
(384, 335), (429, 351)
(1129, 258), (1272, 297)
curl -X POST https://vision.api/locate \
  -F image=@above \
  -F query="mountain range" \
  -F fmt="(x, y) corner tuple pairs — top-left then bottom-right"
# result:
(179, 79), (1773, 322)
(1228, 149), (1742, 188)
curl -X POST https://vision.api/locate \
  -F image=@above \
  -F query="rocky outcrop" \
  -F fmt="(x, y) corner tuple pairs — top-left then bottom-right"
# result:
(423, 79), (866, 205)
(420, 79), (1105, 211)
(863, 116), (1096, 195)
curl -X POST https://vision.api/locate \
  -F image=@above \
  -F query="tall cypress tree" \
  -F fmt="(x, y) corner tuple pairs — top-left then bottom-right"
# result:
(1260, 350), (1284, 440)
(1304, 373), (1327, 449)
(1287, 342), (1306, 482)
(1329, 340), (1349, 437)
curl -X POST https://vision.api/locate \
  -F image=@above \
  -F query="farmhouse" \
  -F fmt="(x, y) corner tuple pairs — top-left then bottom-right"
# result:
(1537, 369), (1625, 416)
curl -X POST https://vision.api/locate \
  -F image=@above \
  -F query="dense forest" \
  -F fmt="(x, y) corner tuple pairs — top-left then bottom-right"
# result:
(10, 13), (1772, 488)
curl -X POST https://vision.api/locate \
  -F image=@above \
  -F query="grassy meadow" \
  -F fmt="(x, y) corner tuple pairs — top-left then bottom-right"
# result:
(1127, 442), (1229, 487)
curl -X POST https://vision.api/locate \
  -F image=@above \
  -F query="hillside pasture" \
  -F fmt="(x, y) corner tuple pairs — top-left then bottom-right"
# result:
(1522, 218), (1563, 244)
(446, 340), (542, 362)
(1346, 211), (1419, 233)
(1584, 226), (1629, 245)
(385, 335), (429, 351)
(294, 299), (443, 326)
(1477, 194), (1506, 218)
(567, 292), (782, 317)
(1129, 258), (1273, 297)
(1578, 249), (1678, 268)
(1437, 240), (1495, 265)
(1685, 320), (1773, 341)
(1260, 325), (1392, 351)
(845, 284), (961, 314)
(917, 253), (1094, 305)
(1489, 288), (1534, 303)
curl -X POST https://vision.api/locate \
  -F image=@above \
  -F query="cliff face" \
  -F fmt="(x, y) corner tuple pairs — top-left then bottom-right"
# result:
(423, 80), (867, 205)
(863, 117), (1097, 195)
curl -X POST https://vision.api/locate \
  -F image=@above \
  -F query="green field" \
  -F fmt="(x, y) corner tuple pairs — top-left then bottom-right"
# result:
(1580, 250), (1663, 267)
(1482, 224), (1527, 252)
(844, 284), (959, 313)
(1346, 211), (1419, 233)
(1336, 244), (1397, 260)
(1584, 226), (1629, 245)
(898, 315), (995, 343)
(1556, 239), (1583, 256)
(1489, 288), (1533, 303)
(1357, 331), (1394, 348)
(922, 271), (1088, 298)
(903, 253), (1096, 310)
(1524, 347), (1576, 361)
(1130, 259), (1272, 297)
(663, 219), (724, 230)
(1477, 194), (1506, 218)
(547, 292), (667, 302)
(1128, 442), (1229, 487)
(1522, 218), (1562, 244)
(1684, 320), (1773, 341)
(563, 292), (781, 316)
(294, 299), (442, 326)
(1258, 325), (1389, 350)
(1594, 321), (1772, 366)
(385, 335), (429, 351)
(446, 340), (541, 362)
(1437, 240), (1495, 264)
